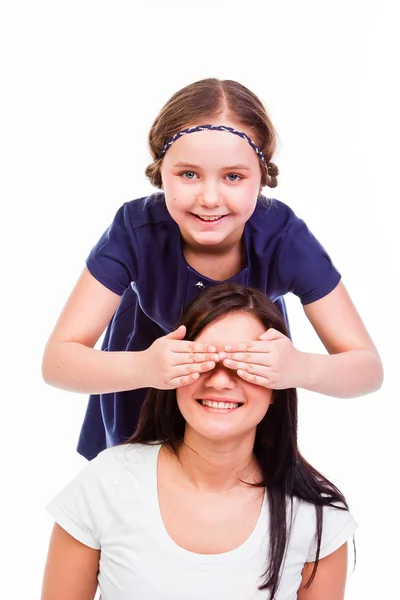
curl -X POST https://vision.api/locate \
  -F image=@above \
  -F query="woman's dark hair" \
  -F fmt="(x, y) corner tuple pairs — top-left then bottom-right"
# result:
(127, 284), (351, 598)
(145, 78), (279, 190)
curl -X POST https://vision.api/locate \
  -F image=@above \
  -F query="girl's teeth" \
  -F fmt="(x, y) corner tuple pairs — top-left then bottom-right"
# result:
(198, 215), (222, 221)
(201, 400), (240, 409)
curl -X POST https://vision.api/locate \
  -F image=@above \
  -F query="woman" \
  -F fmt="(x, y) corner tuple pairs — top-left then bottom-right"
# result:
(41, 284), (357, 599)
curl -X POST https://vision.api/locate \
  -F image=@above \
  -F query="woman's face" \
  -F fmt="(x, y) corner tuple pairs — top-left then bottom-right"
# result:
(176, 311), (273, 443)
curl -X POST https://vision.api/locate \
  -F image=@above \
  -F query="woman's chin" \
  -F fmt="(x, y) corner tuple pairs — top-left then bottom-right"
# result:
(185, 422), (253, 444)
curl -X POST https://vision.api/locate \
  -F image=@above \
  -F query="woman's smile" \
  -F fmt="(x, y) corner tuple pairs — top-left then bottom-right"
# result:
(196, 397), (244, 412)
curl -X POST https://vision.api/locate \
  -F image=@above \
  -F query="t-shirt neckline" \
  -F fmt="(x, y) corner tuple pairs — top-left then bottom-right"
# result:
(176, 224), (250, 284)
(145, 444), (268, 566)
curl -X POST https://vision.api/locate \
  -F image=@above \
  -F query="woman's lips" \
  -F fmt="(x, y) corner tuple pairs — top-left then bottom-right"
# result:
(196, 398), (243, 412)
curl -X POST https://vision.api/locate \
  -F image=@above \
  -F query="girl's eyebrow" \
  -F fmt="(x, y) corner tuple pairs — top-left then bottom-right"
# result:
(172, 162), (251, 171)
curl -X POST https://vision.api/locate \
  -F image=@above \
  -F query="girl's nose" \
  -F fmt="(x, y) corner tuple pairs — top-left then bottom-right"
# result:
(198, 182), (222, 208)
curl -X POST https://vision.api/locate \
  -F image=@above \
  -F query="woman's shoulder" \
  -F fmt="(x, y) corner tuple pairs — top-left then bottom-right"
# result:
(290, 497), (357, 558)
(292, 496), (350, 520)
(75, 443), (161, 491)
(93, 442), (161, 470)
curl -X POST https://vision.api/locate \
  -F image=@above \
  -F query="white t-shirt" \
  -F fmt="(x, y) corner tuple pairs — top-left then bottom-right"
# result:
(47, 444), (357, 600)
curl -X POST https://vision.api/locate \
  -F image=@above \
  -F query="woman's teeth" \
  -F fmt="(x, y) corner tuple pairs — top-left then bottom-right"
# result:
(200, 400), (240, 409)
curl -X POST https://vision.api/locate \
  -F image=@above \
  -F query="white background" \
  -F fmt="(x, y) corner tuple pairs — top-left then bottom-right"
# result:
(1, 1), (399, 597)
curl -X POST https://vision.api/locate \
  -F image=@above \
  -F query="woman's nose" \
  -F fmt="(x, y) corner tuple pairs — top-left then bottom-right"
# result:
(204, 363), (235, 390)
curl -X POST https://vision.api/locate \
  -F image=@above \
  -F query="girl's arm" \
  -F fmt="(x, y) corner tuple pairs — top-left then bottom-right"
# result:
(302, 281), (383, 397)
(42, 268), (217, 394)
(298, 542), (348, 600)
(223, 281), (382, 398)
(42, 267), (143, 393)
(41, 524), (100, 600)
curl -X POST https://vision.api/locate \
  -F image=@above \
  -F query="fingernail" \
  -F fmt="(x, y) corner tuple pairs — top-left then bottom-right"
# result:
(225, 345), (231, 351)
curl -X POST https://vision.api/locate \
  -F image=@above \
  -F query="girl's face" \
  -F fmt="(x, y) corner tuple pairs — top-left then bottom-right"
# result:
(160, 118), (262, 250)
(176, 312), (273, 444)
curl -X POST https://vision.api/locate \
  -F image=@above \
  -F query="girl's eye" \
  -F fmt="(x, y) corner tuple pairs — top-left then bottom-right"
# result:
(181, 171), (198, 180)
(225, 173), (242, 182)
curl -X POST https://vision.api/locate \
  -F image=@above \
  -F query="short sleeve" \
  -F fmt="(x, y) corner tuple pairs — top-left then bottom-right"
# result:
(46, 451), (114, 550)
(277, 217), (341, 305)
(306, 504), (358, 562)
(86, 203), (140, 296)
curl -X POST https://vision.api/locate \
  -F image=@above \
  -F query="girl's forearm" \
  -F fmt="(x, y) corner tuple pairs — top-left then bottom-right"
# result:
(42, 342), (147, 394)
(299, 349), (383, 398)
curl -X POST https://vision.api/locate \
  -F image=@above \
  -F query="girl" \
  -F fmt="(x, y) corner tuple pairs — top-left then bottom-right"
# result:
(42, 78), (383, 461)
(42, 284), (357, 600)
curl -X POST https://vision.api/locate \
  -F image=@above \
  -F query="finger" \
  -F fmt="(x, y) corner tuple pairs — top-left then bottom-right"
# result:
(236, 369), (272, 387)
(223, 358), (259, 372)
(170, 358), (216, 387)
(223, 359), (275, 381)
(172, 340), (217, 354)
(224, 342), (273, 353)
(165, 325), (187, 340)
(224, 342), (272, 355)
(170, 360), (216, 379)
(174, 352), (220, 366)
(224, 341), (251, 352)
(258, 328), (284, 341)
(171, 371), (200, 388)
(222, 351), (267, 364)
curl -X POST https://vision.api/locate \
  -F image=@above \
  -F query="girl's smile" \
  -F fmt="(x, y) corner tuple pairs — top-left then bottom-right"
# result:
(190, 212), (230, 226)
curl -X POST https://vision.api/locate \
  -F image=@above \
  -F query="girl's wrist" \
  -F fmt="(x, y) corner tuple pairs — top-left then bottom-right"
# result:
(294, 350), (314, 390)
(126, 350), (149, 390)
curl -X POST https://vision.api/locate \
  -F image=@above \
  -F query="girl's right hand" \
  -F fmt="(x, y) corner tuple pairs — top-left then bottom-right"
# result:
(140, 326), (219, 389)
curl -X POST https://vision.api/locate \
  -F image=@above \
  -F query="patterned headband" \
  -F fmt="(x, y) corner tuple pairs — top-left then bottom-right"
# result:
(158, 124), (267, 165)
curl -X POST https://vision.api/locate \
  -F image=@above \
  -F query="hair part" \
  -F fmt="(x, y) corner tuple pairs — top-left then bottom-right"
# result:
(145, 78), (279, 190)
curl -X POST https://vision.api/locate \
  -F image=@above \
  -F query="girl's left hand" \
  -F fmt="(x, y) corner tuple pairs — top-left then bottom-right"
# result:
(222, 328), (307, 390)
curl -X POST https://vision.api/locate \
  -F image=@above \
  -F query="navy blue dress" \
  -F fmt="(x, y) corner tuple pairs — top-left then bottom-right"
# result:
(77, 194), (340, 459)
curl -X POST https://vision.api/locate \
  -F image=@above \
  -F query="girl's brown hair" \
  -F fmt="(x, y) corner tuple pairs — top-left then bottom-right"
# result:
(145, 78), (279, 189)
